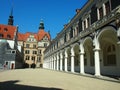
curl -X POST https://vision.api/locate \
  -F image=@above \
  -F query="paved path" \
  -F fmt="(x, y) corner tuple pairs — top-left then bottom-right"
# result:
(0, 69), (120, 90)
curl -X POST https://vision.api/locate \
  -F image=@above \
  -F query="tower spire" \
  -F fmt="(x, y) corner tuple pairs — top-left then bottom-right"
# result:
(8, 7), (14, 25)
(39, 19), (44, 30)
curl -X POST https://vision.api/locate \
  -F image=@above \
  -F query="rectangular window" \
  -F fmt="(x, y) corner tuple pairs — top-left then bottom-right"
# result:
(38, 50), (41, 54)
(26, 44), (30, 48)
(33, 51), (37, 54)
(83, 20), (86, 30)
(105, 1), (110, 15)
(44, 43), (47, 47)
(87, 17), (90, 27)
(70, 27), (73, 38)
(37, 57), (41, 62)
(25, 50), (30, 54)
(26, 56), (30, 60)
(31, 56), (35, 60)
(78, 19), (82, 32)
(33, 44), (36, 48)
(99, 7), (103, 19)
(91, 4), (97, 24)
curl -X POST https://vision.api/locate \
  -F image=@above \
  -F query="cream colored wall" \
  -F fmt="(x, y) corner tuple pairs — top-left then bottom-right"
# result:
(24, 42), (38, 66)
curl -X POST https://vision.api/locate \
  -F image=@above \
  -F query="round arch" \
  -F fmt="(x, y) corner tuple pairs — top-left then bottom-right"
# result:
(97, 26), (120, 76)
(72, 43), (80, 72)
(82, 36), (95, 74)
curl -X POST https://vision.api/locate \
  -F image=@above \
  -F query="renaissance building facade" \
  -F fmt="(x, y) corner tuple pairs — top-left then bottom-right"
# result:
(44, 0), (120, 77)
(18, 21), (51, 68)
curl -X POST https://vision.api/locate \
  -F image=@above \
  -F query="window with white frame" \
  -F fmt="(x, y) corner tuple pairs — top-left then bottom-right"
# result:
(82, 15), (90, 30)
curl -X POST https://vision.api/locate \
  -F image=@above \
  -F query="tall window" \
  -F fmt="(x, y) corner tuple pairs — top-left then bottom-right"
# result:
(26, 56), (30, 60)
(38, 50), (41, 54)
(83, 16), (90, 30)
(33, 44), (36, 48)
(104, 44), (116, 66)
(33, 51), (37, 54)
(70, 27), (73, 38)
(105, 1), (110, 15)
(44, 43), (47, 47)
(83, 20), (86, 30)
(99, 7), (103, 19)
(26, 44), (30, 48)
(25, 50), (30, 54)
(37, 57), (41, 62)
(31, 56), (35, 61)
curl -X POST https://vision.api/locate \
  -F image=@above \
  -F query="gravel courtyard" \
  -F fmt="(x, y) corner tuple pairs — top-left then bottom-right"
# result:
(0, 69), (120, 90)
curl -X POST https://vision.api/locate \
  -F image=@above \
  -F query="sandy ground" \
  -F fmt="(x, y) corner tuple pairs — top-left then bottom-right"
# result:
(0, 69), (120, 90)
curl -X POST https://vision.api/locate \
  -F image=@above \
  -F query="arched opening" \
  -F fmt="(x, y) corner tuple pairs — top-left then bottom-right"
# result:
(67, 48), (71, 71)
(62, 52), (65, 71)
(83, 37), (94, 74)
(73, 44), (80, 72)
(98, 26), (120, 76)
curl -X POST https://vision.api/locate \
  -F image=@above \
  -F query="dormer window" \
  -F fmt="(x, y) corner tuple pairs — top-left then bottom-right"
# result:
(44, 43), (47, 47)
(0, 34), (3, 38)
(7, 35), (11, 39)
(4, 28), (8, 32)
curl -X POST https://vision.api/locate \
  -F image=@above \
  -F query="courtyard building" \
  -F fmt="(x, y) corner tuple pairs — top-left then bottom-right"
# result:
(0, 10), (23, 69)
(18, 21), (51, 68)
(44, 0), (120, 77)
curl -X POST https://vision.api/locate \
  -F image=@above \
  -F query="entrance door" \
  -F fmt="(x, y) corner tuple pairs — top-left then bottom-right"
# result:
(11, 63), (14, 69)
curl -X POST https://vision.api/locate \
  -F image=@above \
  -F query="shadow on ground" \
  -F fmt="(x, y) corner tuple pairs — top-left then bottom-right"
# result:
(0, 80), (63, 90)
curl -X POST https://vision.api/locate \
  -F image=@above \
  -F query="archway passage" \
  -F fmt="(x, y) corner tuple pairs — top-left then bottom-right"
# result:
(67, 48), (71, 71)
(83, 37), (94, 74)
(98, 26), (120, 76)
(73, 44), (80, 72)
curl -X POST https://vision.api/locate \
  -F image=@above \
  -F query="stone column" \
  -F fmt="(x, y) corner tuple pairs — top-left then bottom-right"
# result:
(47, 58), (51, 69)
(54, 56), (56, 70)
(50, 58), (52, 69)
(93, 34), (101, 76)
(79, 43), (85, 74)
(57, 53), (59, 70)
(52, 56), (54, 70)
(94, 48), (101, 76)
(60, 52), (63, 71)
(71, 47), (74, 73)
(64, 49), (68, 72)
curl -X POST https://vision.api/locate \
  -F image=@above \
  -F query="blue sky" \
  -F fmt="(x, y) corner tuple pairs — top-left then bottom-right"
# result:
(0, 0), (88, 39)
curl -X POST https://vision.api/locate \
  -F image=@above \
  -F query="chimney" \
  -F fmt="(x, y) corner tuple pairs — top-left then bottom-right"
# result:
(64, 24), (68, 28)
(76, 9), (80, 14)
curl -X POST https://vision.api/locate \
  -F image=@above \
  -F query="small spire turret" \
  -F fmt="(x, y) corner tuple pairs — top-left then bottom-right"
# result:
(39, 19), (44, 29)
(8, 8), (14, 25)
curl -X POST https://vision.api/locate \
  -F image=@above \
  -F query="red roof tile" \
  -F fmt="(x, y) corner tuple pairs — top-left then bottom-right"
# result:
(18, 29), (50, 42)
(0, 24), (17, 40)
(38, 29), (50, 41)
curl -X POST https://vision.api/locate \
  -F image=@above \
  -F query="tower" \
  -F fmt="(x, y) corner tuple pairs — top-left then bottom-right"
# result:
(39, 20), (44, 29)
(8, 8), (14, 25)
